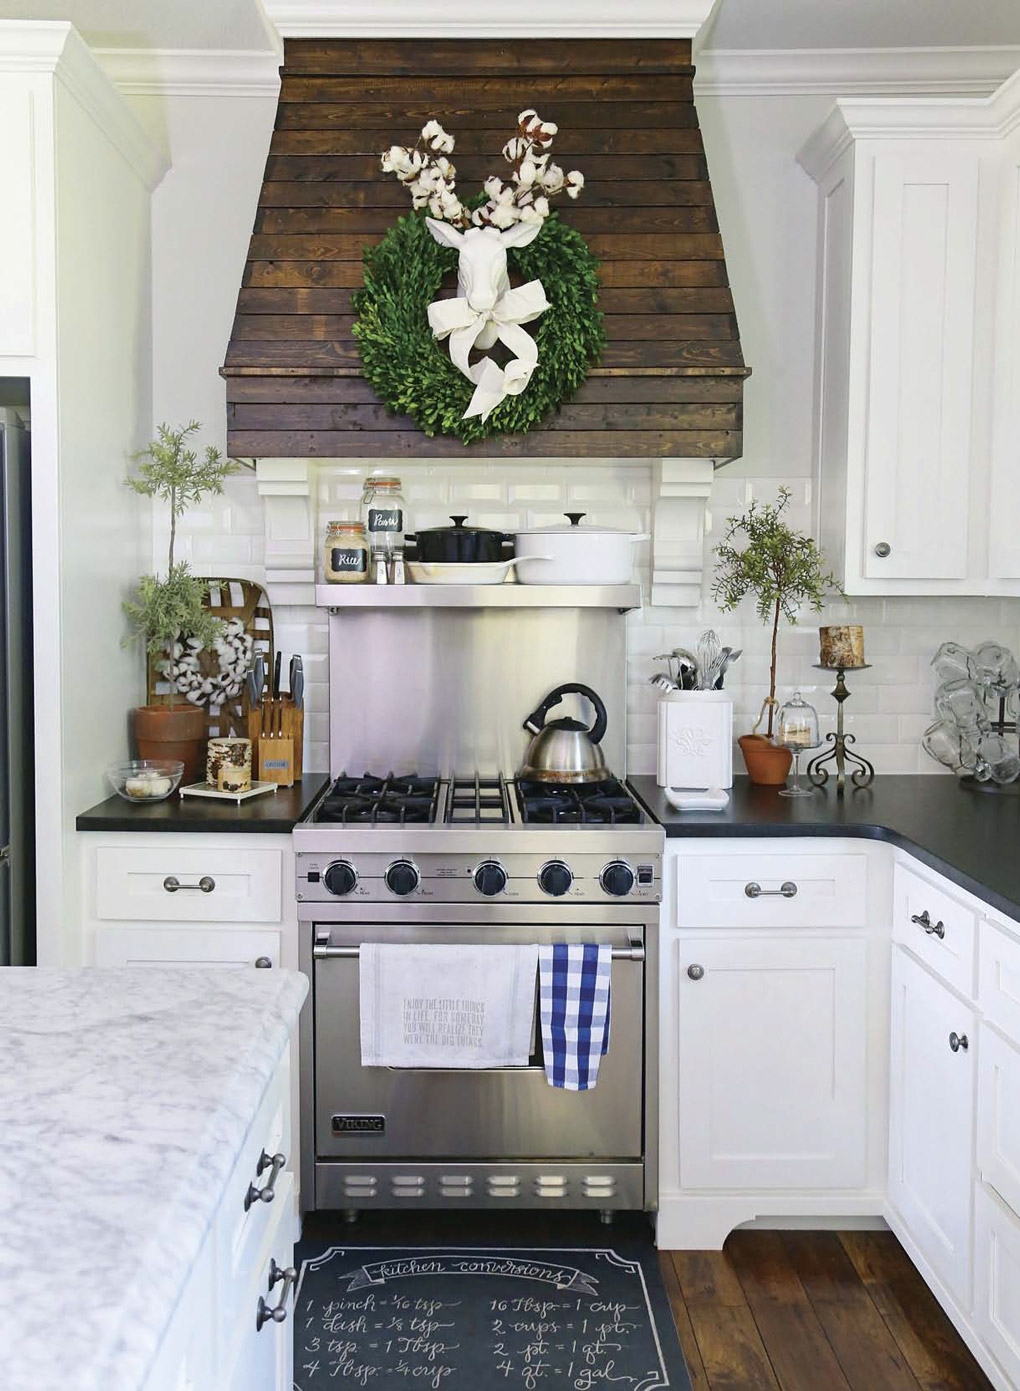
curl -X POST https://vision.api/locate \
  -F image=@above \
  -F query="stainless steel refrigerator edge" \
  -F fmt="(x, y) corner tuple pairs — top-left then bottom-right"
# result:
(0, 408), (34, 966)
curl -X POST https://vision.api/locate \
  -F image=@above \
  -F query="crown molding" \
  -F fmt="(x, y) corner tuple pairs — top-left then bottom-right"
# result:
(94, 48), (281, 97)
(0, 21), (168, 189)
(694, 45), (1020, 98)
(261, 0), (716, 38)
(797, 68), (1020, 182)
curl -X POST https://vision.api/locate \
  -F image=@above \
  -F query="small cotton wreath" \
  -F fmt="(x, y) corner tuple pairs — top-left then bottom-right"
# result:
(352, 112), (605, 446)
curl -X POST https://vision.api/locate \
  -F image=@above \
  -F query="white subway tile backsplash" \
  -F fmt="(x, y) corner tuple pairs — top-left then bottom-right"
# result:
(172, 458), (1020, 776)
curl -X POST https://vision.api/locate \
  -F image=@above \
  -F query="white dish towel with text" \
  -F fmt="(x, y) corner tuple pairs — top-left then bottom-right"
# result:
(359, 943), (539, 1068)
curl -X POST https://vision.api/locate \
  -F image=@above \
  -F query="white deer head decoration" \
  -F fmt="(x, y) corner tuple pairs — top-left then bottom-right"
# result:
(380, 111), (586, 421)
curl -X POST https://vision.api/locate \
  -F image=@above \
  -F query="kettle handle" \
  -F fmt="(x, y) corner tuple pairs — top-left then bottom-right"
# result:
(522, 683), (608, 745)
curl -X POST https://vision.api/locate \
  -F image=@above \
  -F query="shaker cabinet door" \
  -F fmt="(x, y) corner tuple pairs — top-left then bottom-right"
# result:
(862, 152), (978, 582)
(888, 946), (976, 1307)
(677, 935), (868, 1190)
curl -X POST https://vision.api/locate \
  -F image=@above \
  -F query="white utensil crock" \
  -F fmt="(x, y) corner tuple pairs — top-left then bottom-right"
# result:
(656, 689), (734, 790)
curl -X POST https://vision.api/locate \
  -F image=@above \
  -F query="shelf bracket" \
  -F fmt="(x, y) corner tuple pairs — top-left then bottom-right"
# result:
(650, 458), (715, 607)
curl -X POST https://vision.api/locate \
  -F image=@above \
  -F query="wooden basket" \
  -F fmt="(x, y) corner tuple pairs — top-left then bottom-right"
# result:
(145, 578), (274, 743)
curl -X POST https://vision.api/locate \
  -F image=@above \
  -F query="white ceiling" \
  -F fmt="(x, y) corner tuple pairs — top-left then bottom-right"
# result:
(2, 0), (1020, 53)
(702, 0), (1020, 51)
(0, 0), (275, 50)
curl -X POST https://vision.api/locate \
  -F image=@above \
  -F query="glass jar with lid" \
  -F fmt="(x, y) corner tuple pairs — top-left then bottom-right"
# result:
(776, 691), (820, 797)
(323, 521), (368, 584)
(361, 476), (406, 557)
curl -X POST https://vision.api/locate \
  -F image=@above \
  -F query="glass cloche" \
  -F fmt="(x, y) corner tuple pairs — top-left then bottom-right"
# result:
(776, 691), (820, 798)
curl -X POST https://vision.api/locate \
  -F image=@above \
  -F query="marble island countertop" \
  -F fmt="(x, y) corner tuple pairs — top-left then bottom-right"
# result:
(0, 967), (308, 1391)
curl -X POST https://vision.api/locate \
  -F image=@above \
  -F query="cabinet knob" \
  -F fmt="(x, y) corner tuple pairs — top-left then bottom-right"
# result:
(254, 956), (273, 969)
(873, 542), (891, 558)
(687, 964), (705, 981)
(949, 1031), (969, 1053)
(910, 910), (945, 940)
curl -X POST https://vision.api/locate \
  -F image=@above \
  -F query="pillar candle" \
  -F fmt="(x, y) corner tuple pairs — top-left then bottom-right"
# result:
(819, 625), (865, 669)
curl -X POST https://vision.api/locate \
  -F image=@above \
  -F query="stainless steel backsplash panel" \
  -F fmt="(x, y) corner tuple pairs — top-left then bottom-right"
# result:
(328, 607), (627, 777)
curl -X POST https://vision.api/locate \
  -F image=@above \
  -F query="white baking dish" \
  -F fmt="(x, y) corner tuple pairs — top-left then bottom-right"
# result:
(407, 557), (521, 586)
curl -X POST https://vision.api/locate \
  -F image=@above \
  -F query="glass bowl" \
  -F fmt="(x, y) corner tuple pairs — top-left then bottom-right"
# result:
(107, 760), (184, 803)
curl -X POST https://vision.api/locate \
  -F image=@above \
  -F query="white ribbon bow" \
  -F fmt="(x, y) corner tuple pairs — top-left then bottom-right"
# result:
(427, 280), (551, 421)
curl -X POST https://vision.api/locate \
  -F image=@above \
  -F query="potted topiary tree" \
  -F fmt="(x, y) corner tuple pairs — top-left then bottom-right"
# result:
(123, 422), (240, 782)
(712, 487), (842, 786)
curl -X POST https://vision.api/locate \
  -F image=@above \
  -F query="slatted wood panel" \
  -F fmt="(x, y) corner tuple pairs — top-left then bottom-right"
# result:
(221, 38), (748, 458)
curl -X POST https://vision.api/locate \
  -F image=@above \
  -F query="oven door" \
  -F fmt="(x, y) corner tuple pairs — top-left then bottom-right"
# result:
(312, 923), (644, 1162)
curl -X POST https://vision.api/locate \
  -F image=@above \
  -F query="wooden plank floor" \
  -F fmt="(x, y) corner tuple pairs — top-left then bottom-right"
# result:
(661, 1232), (994, 1391)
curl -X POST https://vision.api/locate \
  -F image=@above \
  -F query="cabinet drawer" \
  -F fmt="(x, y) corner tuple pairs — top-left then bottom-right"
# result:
(223, 1183), (296, 1391)
(216, 1054), (293, 1346)
(979, 917), (1020, 1047)
(676, 852), (867, 927)
(94, 925), (281, 970)
(893, 863), (976, 997)
(978, 1022), (1020, 1220)
(975, 1183), (1020, 1387)
(95, 846), (282, 923)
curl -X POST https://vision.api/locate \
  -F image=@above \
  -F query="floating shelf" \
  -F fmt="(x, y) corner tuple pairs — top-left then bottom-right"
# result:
(314, 583), (642, 612)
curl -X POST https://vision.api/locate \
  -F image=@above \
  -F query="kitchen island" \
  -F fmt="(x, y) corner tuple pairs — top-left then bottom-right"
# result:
(0, 966), (307, 1391)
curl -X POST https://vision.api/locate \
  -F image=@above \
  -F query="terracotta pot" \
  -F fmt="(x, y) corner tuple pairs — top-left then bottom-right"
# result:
(134, 704), (206, 785)
(739, 734), (794, 787)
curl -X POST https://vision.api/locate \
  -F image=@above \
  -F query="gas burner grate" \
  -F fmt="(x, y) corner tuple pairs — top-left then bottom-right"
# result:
(315, 772), (444, 825)
(446, 773), (511, 825)
(514, 777), (643, 826)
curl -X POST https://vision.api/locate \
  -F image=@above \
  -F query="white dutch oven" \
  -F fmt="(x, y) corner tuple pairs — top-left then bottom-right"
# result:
(514, 512), (648, 585)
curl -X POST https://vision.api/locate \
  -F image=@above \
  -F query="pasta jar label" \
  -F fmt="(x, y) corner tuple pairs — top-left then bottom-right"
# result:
(368, 507), (403, 532)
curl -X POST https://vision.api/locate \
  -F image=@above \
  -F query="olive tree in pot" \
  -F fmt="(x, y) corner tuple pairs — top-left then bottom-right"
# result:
(123, 423), (240, 782)
(712, 488), (842, 786)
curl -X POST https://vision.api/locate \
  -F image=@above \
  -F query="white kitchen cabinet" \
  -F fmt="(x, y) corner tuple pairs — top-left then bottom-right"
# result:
(989, 118), (1020, 581)
(888, 945), (976, 1308)
(142, 1047), (298, 1391)
(974, 1182), (1020, 1388)
(978, 1022), (1020, 1221)
(677, 934), (868, 1190)
(798, 80), (1020, 596)
(94, 924), (282, 969)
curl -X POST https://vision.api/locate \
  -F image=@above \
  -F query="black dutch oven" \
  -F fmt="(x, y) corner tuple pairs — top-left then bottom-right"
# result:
(408, 515), (514, 564)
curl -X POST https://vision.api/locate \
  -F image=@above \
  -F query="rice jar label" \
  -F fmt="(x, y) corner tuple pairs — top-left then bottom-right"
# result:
(368, 507), (403, 533)
(331, 546), (368, 573)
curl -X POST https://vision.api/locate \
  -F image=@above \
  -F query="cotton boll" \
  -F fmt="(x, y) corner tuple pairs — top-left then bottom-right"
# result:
(518, 160), (536, 187)
(533, 196), (550, 218)
(490, 203), (517, 228)
(518, 108), (537, 126)
(541, 163), (565, 193)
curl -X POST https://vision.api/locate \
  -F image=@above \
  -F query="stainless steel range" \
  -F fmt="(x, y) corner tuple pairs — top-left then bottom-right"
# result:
(295, 768), (662, 1216)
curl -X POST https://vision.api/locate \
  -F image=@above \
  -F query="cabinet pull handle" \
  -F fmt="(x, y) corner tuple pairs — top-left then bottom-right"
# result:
(873, 541), (892, 558)
(949, 1032), (969, 1053)
(745, 881), (798, 899)
(254, 956), (273, 969)
(911, 910), (945, 940)
(163, 875), (215, 894)
(687, 964), (705, 981)
(256, 1260), (296, 1331)
(245, 1150), (286, 1212)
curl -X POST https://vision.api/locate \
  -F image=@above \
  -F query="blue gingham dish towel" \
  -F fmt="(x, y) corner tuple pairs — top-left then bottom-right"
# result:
(538, 944), (612, 1090)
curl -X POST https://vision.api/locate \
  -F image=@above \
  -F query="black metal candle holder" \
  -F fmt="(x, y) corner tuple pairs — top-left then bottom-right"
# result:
(807, 664), (875, 795)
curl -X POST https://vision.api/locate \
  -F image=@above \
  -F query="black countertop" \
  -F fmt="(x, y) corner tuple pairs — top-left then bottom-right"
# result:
(629, 774), (1020, 923)
(76, 773), (330, 834)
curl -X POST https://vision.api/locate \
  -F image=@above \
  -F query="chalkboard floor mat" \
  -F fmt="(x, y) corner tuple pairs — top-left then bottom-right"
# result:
(293, 1224), (692, 1391)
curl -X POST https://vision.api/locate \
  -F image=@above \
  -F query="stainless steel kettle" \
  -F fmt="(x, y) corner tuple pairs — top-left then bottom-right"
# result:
(520, 683), (609, 784)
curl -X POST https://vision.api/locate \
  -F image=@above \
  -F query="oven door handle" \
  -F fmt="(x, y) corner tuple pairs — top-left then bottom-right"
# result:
(313, 945), (645, 962)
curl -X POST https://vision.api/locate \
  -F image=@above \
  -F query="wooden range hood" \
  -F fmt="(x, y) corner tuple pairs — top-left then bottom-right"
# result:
(222, 38), (749, 460)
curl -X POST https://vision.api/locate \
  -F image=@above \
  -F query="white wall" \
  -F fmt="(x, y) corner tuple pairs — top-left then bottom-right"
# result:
(131, 86), (1020, 778)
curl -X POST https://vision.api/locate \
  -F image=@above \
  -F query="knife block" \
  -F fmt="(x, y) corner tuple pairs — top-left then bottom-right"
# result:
(247, 697), (304, 785)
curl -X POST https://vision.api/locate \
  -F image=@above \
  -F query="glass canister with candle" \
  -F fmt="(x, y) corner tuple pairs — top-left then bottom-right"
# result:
(361, 476), (406, 559)
(777, 691), (820, 797)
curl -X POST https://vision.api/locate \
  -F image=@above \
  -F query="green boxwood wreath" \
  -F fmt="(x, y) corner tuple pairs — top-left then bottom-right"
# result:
(352, 207), (606, 445)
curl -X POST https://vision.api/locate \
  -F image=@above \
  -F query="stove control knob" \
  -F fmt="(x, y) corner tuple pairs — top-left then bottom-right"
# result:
(323, 860), (358, 897)
(600, 860), (635, 898)
(473, 860), (508, 897)
(386, 859), (420, 896)
(539, 860), (573, 897)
